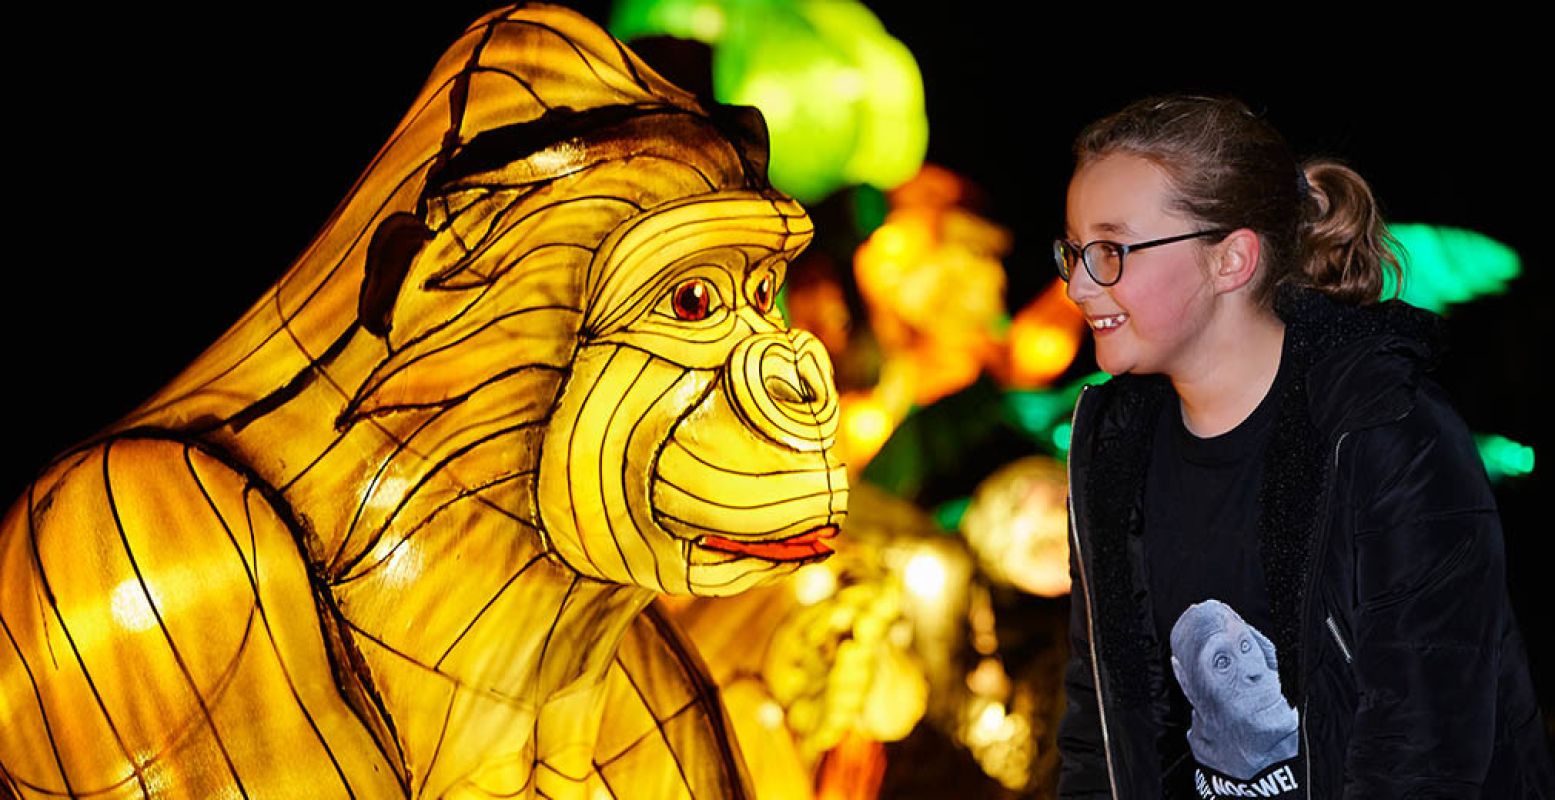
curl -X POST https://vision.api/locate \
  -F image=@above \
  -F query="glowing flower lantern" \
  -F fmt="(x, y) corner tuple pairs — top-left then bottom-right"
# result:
(664, 484), (958, 798)
(611, 0), (928, 202)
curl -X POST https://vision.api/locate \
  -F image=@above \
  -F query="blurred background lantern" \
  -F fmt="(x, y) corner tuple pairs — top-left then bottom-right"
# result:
(959, 457), (1071, 598)
(610, 0), (928, 203)
(1383, 224), (1521, 313)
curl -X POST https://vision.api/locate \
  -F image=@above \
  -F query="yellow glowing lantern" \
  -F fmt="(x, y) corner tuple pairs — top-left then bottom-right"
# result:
(0, 6), (848, 797)
(960, 456), (1072, 597)
(957, 695), (1035, 791)
(763, 580), (928, 757)
(840, 390), (897, 468)
(853, 166), (1011, 410)
(663, 482), (969, 800)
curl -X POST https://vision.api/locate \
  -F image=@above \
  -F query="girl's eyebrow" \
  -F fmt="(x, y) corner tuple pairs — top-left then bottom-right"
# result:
(1067, 220), (1138, 241)
(1093, 221), (1138, 236)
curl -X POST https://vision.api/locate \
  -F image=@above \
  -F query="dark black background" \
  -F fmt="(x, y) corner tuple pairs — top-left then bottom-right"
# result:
(7, 2), (1549, 736)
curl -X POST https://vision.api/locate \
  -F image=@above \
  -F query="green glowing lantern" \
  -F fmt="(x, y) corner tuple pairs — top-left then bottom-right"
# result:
(933, 496), (973, 532)
(611, 0), (731, 41)
(1051, 422), (1073, 455)
(1002, 372), (1109, 456)
(1475, 433), (1534, 482)
(1384, 224), (1521, 312)
(611, 0), (928, 202)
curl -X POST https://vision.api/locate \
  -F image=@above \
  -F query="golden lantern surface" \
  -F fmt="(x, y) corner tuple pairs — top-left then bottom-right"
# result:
(0, 6), (847, 798)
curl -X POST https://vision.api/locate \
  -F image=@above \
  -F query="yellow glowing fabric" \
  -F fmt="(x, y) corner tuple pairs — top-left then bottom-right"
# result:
(0, 6), (846, 798)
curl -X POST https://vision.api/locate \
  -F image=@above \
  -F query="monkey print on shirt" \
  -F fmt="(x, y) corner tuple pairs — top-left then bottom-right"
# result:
(1170, 599), (1302, 798)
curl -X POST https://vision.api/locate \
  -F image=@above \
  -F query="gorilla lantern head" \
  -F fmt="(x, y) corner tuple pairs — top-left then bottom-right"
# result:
(388, 110), (846, 597)
(535, 183), (846, 597)
(347, 21), (847, 598)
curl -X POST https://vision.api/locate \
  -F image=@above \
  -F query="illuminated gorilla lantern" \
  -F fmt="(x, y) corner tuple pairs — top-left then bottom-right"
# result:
(0, 5), (846, 798)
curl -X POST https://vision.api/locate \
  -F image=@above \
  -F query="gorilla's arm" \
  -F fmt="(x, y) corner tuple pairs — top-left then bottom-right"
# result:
(585, 601), (753, 799)
(0, 437), (405, 799)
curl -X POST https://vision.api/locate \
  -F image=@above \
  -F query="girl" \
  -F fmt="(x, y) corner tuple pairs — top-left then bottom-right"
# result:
(1053, 94), (1552, 798)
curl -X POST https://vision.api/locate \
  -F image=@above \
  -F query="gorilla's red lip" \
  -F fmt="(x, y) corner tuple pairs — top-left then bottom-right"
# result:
(700, 525), (838, 562)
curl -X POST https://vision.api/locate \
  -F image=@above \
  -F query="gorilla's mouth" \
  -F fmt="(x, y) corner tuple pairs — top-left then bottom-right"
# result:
(699, 525), (838, 562)
(1251, 692), (1288, 714)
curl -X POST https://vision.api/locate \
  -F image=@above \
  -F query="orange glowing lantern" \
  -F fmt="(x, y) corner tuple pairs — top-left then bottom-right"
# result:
(815, 730), (888, 800)
(841, 165), (1012, 470)
(1005, 278), (1085, 388)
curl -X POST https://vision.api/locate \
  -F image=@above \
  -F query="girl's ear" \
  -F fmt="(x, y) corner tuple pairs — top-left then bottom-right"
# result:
(1211, 228), (1262, 295)
(358, 212), (432, 338)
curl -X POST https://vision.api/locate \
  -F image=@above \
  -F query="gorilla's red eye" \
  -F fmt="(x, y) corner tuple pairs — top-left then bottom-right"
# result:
(754, 275), (774, 314)
(671, 278), (713, 321)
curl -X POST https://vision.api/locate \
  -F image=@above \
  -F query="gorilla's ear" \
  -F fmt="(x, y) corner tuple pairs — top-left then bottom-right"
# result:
(1171, 655), (1197, 705)
(1253, 626), (1279, 670)
(359, 211), (432, 338)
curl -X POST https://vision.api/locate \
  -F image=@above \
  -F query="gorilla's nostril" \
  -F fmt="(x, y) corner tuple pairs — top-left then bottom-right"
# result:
(765, 376), (805, 404)
(797, 375), (818, 403)
(1247, 673), (1261, 682)
(766, 374), (821, 405)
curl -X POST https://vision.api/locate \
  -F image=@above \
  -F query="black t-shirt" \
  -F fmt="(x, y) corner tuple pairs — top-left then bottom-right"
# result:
(1143, 344), (1305, 798)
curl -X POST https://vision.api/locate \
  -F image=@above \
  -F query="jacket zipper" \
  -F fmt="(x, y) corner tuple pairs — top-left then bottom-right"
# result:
(1324, 614), (1354, 663)
(1301, 403), (1410, 796)
(1303, 428), (1349, 798)
(1302, 695), (1311, 797)
(1067, 385), (1120, 799)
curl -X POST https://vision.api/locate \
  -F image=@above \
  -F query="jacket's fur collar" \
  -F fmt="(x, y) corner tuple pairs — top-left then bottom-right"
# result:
(1078, 283), (1442, 705)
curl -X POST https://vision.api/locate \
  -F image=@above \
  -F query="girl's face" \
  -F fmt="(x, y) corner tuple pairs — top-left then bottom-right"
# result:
(1063, 152), (1218, 379)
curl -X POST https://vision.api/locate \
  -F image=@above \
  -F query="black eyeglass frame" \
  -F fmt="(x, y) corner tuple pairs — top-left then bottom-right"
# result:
(1053, 228), (1235, 286)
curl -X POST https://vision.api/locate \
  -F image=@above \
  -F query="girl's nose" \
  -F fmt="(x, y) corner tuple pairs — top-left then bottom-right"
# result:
(1066, 260), (1103, 304)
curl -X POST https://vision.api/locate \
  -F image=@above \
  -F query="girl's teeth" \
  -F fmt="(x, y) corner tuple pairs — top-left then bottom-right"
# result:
(1093, 314), (1127, 329)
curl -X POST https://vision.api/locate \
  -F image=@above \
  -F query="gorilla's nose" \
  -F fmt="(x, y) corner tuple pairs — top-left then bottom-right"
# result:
(725, 329), (839, 452)
(1246, 672), (1262, 683)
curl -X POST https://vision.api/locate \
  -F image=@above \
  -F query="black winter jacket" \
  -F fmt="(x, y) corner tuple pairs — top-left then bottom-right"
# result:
(1057, 285), (1554, 798)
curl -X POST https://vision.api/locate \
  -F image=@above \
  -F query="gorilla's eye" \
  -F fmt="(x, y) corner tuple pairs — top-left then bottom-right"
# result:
(1240, 638), (1252, 654)
(671, 278), (715, 321)
(1214, 653), (1231, 671)
(754, 275), (774, 314)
